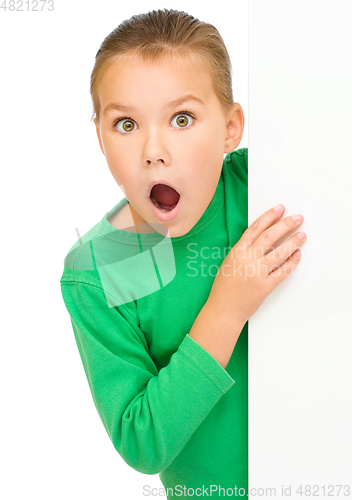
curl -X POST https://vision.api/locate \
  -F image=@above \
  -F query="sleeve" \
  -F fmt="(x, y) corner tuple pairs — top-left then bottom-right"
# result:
(60, 279), (235, 475)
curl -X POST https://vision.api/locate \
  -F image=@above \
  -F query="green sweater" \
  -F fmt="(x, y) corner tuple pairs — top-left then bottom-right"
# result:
(60, 148), (248, 498)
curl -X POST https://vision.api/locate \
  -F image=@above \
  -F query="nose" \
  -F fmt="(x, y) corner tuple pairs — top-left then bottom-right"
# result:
(143, 128), (171, 166)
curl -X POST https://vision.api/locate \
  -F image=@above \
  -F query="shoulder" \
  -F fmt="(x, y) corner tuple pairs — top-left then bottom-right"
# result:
(60, 216), (144, 314)
(224, 147), (248, 174)
(61, 221), (100, 280)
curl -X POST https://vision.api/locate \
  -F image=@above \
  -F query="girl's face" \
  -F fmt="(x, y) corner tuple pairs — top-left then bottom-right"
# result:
(94, 52), (244, 237)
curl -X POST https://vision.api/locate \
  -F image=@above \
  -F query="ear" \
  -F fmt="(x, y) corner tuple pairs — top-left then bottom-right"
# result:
(94, 117), (105, 156)
(224, 103), (245, 153)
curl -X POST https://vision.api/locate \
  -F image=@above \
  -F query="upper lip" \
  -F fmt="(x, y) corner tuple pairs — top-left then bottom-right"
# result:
(147, 180), (181, 198)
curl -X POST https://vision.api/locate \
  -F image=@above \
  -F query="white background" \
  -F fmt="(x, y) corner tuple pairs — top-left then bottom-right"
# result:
(249, 0), (352, 497)
(3, 1), (352, 499)
(0, 1), (247, 499)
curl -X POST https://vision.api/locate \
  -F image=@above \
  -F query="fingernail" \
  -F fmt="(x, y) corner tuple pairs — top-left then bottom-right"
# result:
(273, 204), (283, 211)
(296, 232), (306, 240)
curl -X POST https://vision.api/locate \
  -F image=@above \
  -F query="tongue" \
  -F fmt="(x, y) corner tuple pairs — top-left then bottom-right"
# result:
(151, 184), (180, 210)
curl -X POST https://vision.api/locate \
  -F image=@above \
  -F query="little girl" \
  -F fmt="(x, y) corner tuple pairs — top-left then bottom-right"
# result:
(60, 9), (306, 498)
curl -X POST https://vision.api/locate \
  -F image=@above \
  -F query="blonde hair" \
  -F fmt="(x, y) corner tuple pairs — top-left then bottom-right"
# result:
(90, 9), (234, 122)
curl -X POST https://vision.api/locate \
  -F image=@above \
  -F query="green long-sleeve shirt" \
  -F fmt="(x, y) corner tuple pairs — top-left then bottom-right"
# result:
(60, 148), (248, 497)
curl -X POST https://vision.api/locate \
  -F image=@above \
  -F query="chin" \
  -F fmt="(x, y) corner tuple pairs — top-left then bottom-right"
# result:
(166, 222), (194, 238)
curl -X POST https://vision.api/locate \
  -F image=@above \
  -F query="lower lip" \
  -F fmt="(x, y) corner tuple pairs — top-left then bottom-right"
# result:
(148, 195), (182, 222)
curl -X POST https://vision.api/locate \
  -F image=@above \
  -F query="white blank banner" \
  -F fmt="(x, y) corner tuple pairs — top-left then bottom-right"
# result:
(249, 0), (352, 496)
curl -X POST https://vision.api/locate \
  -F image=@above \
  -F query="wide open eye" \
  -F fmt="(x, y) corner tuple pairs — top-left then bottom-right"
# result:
(170, 113), (194, 129)
(115, 118), (137, 133)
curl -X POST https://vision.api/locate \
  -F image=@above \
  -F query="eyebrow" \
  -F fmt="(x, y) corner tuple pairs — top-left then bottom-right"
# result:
(102, 94), (205, 116)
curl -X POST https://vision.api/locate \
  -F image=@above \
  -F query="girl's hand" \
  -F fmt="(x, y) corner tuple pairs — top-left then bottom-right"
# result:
(208, 205), (306, 325)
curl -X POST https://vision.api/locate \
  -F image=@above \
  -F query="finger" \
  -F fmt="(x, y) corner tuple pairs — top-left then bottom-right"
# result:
(252, 213), (304, 258)
(241, 204), (285, 249)
(268, 248), (303, 285)
(262, 231), (306, 271)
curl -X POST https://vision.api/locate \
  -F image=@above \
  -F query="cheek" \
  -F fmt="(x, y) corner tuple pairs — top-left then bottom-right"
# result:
(104, 149), (130, 186)
(104, 140), (134, 171)
(194, 118), (225, 148)
(187, 127), (224, 167)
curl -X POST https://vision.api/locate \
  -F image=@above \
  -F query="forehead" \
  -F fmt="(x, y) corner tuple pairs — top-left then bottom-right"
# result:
(98, 52), (217, 112)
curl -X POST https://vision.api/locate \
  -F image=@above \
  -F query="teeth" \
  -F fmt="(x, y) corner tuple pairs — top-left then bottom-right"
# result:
(151, 194), (159, 208)
(151, 194), (169, 213)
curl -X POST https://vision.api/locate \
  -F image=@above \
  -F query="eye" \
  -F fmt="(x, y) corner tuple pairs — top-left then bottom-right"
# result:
(170, 113), (194, 129)
(114, 118), (137, 133)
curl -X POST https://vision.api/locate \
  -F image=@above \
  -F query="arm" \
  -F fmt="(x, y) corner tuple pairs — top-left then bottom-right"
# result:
(61, 279), (237, 475)
(189, 297), (246, 369)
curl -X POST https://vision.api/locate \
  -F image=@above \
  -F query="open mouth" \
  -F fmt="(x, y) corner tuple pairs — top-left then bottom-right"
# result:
(150, 183), (180, 212)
